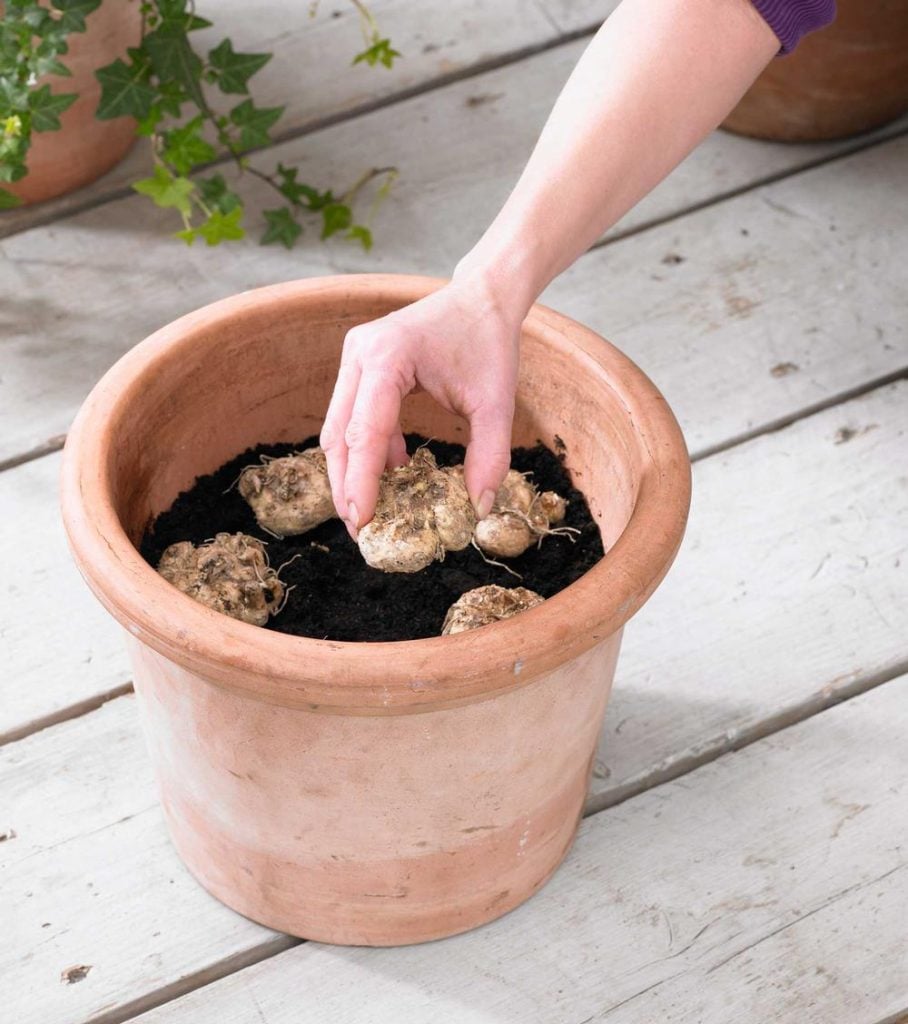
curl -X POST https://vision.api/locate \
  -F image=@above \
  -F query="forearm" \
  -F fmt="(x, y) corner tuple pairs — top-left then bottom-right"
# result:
(455, 0), (779, 316)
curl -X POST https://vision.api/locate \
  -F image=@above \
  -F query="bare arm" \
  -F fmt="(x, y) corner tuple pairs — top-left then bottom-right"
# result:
(321, 0), (779, 533)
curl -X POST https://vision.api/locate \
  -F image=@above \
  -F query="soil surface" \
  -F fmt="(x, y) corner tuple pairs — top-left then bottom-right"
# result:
(140, 435), (605, 642)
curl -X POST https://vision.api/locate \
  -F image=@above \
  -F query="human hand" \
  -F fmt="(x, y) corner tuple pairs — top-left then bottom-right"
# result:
(320, 274), (527, 535)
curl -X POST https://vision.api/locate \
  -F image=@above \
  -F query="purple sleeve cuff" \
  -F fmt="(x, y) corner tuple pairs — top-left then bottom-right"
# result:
(751, 0), (837, 54)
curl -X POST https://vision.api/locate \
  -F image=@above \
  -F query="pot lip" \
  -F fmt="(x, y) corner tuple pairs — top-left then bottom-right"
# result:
(61, 273), (691, 714)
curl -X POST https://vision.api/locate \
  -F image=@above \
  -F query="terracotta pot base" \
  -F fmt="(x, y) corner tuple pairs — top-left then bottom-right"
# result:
(129, 631), (619, 943)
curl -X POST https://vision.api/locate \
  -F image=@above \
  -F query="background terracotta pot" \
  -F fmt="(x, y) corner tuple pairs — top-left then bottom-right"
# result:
(723, 0), (908, 142)
(6, 1), (141, 205)
(61, 274), (691, 946)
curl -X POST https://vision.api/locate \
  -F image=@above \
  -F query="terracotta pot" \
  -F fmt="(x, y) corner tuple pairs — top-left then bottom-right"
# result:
(723, 0), (908, 141)
(61, 275), (691, 946)
(6, 1), (141, 205)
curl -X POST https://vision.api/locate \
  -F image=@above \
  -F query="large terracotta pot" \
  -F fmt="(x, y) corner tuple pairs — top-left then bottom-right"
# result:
(6, 1), (141, 205)
(724, 0), (908, 141)
(61, 275), (691, 946)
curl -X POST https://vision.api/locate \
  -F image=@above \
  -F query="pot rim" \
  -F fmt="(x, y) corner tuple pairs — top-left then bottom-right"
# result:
(61, 274), (691, 714)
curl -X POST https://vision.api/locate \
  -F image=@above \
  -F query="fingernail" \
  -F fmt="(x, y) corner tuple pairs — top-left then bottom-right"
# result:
(347, 502), (359, 529)
(476, 489), (496, 520)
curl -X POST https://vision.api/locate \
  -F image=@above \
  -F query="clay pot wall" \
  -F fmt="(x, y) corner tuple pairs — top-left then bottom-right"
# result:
(62, 275), (692, 944)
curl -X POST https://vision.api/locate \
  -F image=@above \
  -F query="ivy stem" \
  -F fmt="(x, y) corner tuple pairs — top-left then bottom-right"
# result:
(349, 0), (380, 46)
(341, 165), (396, 207)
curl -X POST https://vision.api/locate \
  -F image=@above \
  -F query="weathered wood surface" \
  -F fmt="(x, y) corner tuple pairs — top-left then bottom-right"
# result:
(126, 678), (907, 1024)
(2, 34), (904, 466)
(545, 132), (908, 458)
(0, 0), (600, 239)
(593, 377), (908, 806)
(0, 452), (129, 745)
(0, 695), (294, 1024)
(2, 383), (905, 1022)
(3, 137), (906, 743)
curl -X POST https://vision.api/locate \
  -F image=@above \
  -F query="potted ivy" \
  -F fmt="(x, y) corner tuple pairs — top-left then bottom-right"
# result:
(1, 0), (396, 248)
(61, 274), (691, 945)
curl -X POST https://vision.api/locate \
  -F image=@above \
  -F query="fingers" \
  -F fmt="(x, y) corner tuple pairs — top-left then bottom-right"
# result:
(386, 429), (408, 469)
(343, 368), (408, 531)
(320, 357), (361, 523)
(463, 399), (515, 520)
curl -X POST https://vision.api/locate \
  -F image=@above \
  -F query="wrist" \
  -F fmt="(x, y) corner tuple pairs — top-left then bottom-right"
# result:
(452, 239), (545, 328)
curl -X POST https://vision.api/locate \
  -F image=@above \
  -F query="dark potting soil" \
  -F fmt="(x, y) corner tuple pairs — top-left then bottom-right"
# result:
(140, 435), (605, 642)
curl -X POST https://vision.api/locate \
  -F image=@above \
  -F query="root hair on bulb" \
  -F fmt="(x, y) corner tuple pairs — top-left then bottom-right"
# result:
(470, 537), (523, 579)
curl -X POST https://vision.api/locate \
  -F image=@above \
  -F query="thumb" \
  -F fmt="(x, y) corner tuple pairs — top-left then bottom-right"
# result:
(463, 400), (514, 520)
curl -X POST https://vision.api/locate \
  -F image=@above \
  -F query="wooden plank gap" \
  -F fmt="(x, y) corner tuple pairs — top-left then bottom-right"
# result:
(872, 1008), (908, 1024)
(0, 682), (134, 749)
(82, 935), (302, 1024)
(582, 657), (908, 817)
(0, 435), (66, 474)
(689, 365), (908, 463)
(598, 120), (908, 252)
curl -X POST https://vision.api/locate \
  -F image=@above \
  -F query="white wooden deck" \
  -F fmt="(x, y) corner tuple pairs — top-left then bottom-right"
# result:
(1, 3), (906, 1021)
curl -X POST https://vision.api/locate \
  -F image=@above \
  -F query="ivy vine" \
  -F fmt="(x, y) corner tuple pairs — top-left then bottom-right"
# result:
(0, 0), (400, 248)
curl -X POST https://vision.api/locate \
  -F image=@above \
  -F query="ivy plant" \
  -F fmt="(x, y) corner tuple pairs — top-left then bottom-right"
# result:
(0, 0), (400, 249)
(0, 0), (98, 208)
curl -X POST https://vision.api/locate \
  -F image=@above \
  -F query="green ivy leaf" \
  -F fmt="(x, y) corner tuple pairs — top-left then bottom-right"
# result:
(94, 58), (155, 120)
(346, 224), (373, 251)
(156, 80), (187, 118)
(161, 115), (216, 174)
(155, 0), (188, 19)
(228, 98), (282, 150)
(32, 54), (72, 78)
(143, 23), (205, 108)
(0, 77), (31, 111)
(208, 38), (271, 95)
(132, 163), (194, 215)
(174, 226), (198, 245)
(135, 103), (163, 137)
(261, 206), (301, 249)
(197, 206), (245, 245)
(27, 84), (77, 132)
(274, 163), (328, 209)
(154, 0), (205, 22)
(320, 201), (352, 239)
(51, 0), (103, 34)
(352, 38), (401, 69)
(0, 159), (28, 183)
(197, 172), (240, 213)
(0, 185), (22, 208)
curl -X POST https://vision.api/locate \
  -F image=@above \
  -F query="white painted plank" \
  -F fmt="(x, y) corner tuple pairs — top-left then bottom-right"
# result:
(0, 0), (572, 238)
(0, 451), (129, 744)
(543, 0), (619, 32)
(128, 677), (908, 1024)
(592, 377), (908, 805)
(544, 132), (908, 459)
(2, 37), (905, 466)
(0, 695), (292, 1024)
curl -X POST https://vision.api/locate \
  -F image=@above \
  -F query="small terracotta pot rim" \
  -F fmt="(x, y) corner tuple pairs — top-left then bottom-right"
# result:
(61, 274), (691, 714)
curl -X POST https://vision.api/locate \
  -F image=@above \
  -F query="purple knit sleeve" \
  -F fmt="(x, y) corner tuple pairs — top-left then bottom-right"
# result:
(750, 0), (837, 54)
